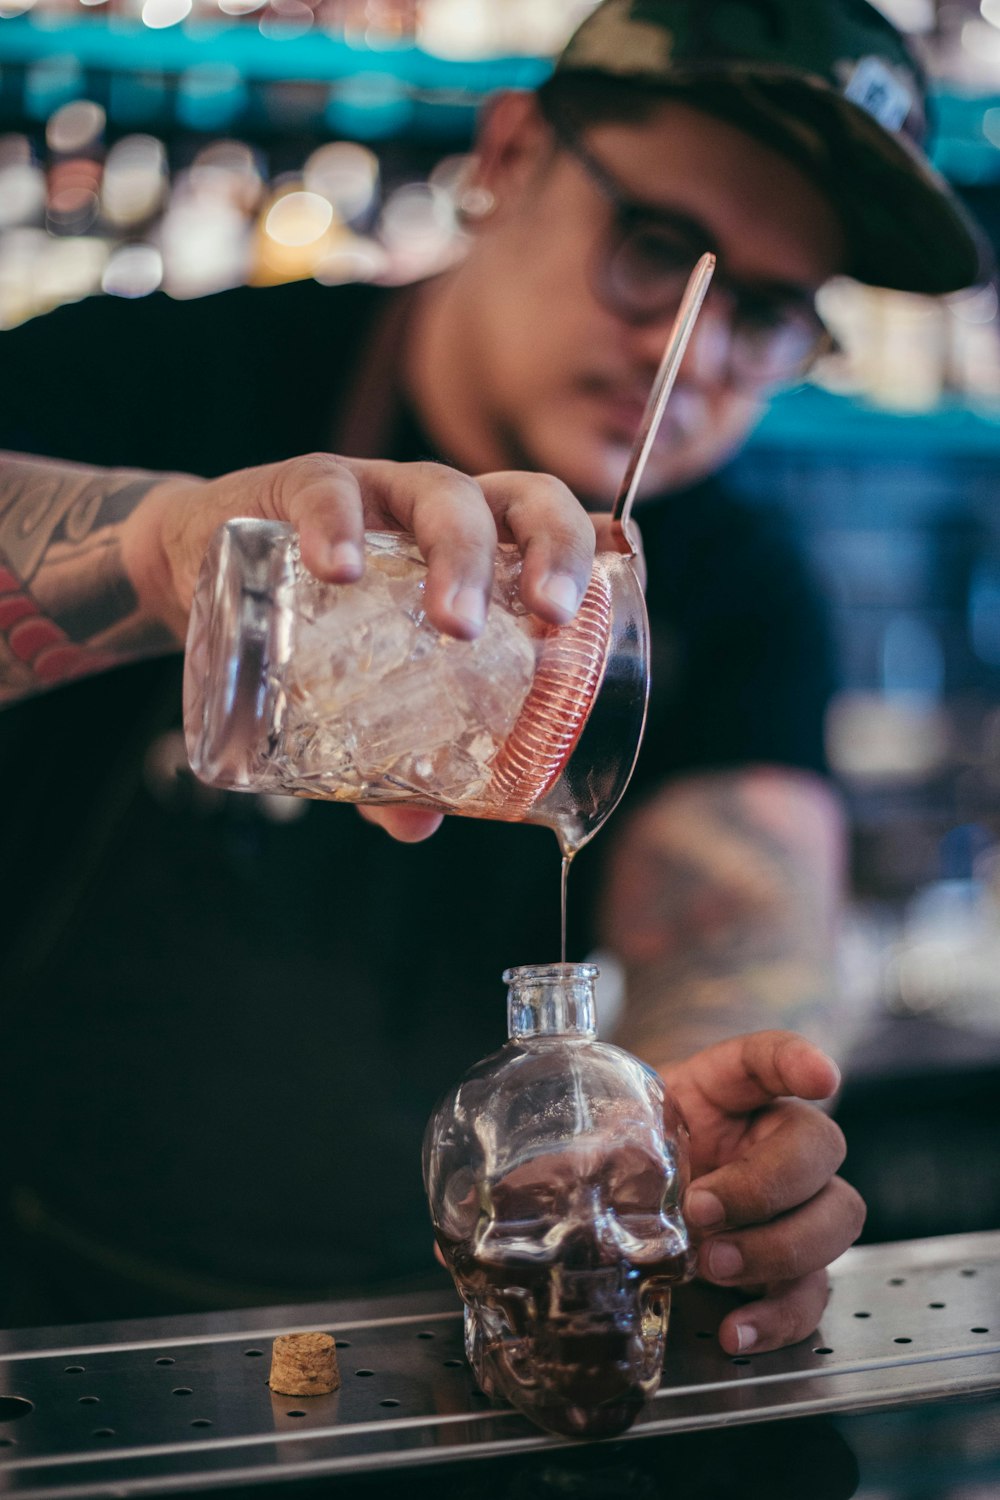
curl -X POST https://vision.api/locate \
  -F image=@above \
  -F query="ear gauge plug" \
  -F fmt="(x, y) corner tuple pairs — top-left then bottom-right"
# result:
(457, 186), (497, 221)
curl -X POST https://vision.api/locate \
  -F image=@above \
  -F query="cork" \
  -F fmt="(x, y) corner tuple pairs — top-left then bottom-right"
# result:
(268, 1332), (340, 1396)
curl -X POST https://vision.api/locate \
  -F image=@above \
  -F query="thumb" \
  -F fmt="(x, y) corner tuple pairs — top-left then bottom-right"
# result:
(675, 1031), (841, 1116)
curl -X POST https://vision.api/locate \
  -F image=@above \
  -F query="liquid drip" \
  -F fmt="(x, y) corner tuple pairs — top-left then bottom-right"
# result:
(560, 852), (572, 965)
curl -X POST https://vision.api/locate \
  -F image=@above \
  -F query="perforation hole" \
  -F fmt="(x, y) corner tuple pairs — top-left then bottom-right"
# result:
(972, 1327), (990, 1334)
(960, 1268), (978, 1277)
(78, 1396), (100, 1405)
(64, 1366), (84, 1375)
(0, 1438), (14, 1447)
(730, 1357), (751, 1366)
(813, 1346), (834, 1355)
(172, 1387), (193, 1396)
(928, 1303), (946, 1310)
(380, 1399), (400, 1407)
(415, 1332), (435, 1340)
(287, 1410), (306, 1418)
(335, 1341), (352, 1350)
(0, 1398), (32, 1422)
(244, 1349), (264, 1358)
(92, 1429), (115, 1439)
(853, 1311), (871, 1319)
(893, 1337), (912, 1344)
(696, 1330), (714, 1340)
(191, 1419), (213, 1428)
(355, 1369), (374, 1378)
(888, 1278), (905, 1286)
(155, 1357), (176, 1366)
(442, 1359), (463, 1369)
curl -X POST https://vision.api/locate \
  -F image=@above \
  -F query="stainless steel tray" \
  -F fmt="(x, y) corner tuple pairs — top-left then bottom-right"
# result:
(1, 1230), (999, 1498)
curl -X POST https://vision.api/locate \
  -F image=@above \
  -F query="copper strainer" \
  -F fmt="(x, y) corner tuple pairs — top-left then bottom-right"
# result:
(485, 253), (717, 816)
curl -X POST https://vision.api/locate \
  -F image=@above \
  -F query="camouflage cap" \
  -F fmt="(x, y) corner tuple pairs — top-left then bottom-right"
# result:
(556, 0), (991, 294)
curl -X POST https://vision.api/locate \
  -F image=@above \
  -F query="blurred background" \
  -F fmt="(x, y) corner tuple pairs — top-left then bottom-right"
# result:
(4, 0), (1000, 1242)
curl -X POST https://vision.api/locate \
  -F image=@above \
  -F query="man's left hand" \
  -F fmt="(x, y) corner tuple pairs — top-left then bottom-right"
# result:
(661, 1030), (865, 1356)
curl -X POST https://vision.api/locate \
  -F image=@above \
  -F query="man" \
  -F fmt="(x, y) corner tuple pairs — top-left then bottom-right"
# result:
(0, 0), (984, 1345)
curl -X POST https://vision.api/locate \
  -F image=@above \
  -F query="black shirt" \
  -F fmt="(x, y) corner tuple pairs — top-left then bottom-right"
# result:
(0, 280), (835, 1319)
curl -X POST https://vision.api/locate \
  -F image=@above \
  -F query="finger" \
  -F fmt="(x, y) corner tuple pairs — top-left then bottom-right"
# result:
(685, 1100), (847, 1232)
(696, 1177), (866, 1288)
(341, 458), (498, 639)
(478, 472), (595, 625)
(669, 1031), (842, 1119)
(357, 806), (445, 842)
(717, 1269), (831, 1356)
(270, 454), (367, 584)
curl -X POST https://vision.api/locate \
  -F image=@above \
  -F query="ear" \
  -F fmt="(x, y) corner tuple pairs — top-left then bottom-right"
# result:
(471, 90), (554, 202)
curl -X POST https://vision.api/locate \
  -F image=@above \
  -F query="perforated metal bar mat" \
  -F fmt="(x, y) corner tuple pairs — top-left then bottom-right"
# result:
(1, 1231), (999, 1498)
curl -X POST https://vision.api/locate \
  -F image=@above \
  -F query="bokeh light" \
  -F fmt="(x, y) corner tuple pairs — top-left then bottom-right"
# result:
(264, 189), (335, 247)
(141, 0), (193, 29)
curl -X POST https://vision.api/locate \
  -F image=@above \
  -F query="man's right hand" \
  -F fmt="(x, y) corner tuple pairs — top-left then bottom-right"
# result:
(3, 448), (604, 840)
(124, 453), (598, 648)
(117, 452), (600, 842)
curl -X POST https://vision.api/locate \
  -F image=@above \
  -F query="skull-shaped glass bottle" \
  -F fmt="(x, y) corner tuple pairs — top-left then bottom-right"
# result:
(423, 963), (694, 1439)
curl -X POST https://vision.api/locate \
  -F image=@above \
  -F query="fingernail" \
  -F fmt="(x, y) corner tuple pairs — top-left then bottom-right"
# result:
(708, 1241), (743, 1281)
(540, 573), (580, 619)
(450, 585), (486, 633)
(685, 1189), (725, 1229)
(323, 541), (363, 576)
(735, 1322), (758, 1353)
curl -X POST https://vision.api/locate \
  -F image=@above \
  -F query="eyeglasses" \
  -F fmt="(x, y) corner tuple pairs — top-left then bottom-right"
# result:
(544, 109), (835, 389)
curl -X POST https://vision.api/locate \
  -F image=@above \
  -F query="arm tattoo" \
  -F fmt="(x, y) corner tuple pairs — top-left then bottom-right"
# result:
(0, 453), (176, 703)
(602, 770), (847, 1065)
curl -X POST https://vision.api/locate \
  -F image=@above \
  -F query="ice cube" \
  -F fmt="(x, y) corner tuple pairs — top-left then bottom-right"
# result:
(290, 566), (425, 713)
(389, 740), (493, 803)
(348, 660), (467, 772)
(442, 604), (535, 741)
(279, 539), (538, 808)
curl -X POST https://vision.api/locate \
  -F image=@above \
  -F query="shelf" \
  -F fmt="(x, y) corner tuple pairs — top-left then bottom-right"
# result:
(1, 15), (998, 178)
(747, 386), (1000, 457)
(0, 16), (549, 91)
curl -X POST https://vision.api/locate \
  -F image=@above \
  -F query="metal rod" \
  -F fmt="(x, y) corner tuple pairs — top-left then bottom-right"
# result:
(611, 251), (717, 542)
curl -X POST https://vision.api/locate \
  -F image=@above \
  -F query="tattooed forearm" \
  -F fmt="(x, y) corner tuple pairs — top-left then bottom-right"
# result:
(601, 768), (849, 1065)
(0, 453), (178, 702)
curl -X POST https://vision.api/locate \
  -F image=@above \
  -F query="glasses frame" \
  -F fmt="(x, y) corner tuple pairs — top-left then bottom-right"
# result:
(542, 105), (836, 388)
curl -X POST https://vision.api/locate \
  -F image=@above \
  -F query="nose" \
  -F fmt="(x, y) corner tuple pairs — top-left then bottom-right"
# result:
(554, 1202), (629, 1270)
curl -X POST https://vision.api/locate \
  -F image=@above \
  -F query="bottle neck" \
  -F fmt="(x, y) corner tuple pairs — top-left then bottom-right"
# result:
(504, 963), (599, 1040)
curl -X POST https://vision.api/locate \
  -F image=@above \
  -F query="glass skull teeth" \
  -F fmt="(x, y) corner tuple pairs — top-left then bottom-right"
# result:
(423, 963), (694, 1440)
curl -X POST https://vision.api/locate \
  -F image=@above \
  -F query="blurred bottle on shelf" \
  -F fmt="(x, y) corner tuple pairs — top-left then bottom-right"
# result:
(101, 134), (168, 229)
(816, 278), (1000, 412)
(947, 284), (1000, 402)
(43, 99), (105, 252)
(325, 0), (420, 44)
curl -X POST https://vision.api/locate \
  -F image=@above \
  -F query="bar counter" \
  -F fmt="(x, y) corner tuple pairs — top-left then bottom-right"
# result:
(2, 1231), (999, 1499)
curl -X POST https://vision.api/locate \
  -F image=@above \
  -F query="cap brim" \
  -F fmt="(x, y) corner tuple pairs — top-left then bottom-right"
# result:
(679, 70), (993, 294)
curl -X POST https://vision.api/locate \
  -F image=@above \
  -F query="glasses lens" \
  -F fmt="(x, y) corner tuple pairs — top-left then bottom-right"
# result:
(730, 296), (829, 386)
(601, 218), (700, 322)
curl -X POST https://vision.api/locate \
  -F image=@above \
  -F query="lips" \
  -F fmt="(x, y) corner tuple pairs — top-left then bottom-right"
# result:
(581, 376), (650, 425)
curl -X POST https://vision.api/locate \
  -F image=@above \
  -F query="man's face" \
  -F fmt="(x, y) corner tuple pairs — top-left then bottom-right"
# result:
(460, 96), (845, 506)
